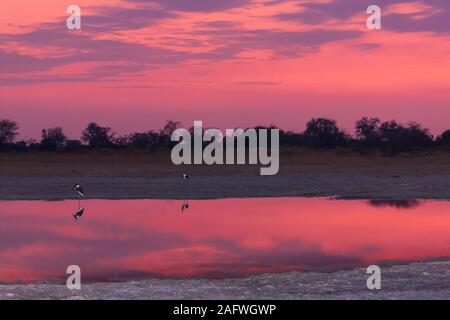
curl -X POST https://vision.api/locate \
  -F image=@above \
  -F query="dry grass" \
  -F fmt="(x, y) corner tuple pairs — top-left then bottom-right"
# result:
(1, 148), (450, 175)
(279, 148), (450, 173)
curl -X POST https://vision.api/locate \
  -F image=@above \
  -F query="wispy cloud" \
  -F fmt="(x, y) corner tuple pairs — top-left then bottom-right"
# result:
(126, 0), (250, 12)
(1, 0), (449, 86)
(275, 0), (450, 35)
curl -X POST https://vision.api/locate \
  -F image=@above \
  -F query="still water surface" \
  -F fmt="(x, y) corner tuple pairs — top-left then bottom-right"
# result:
(0, 198), (449, 282)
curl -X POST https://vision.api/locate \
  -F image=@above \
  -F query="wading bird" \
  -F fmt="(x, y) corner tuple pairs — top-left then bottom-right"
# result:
(73, 184), (85, 198)
(181, 174), (190, 190)
(72, 184), (86, 220)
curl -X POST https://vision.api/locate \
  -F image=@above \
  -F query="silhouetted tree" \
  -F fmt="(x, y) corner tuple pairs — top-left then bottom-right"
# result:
(112, 135), (129, 149)
(40, 127), (67, 150)
(13, 141), (28, 151)
(379, 120), (432, 155)
(303, 118), (348, 149)
(129, 131), (160, 150)
(403, 121), (433, 150)
(354, 117), (382, 154)
(252, 125), (279, 150)
(160, 120), (182, 148)
(81, 122), (114, 148)
(0, 119), (19, 147)
(25, 139), (39, 150)
(279, 130), (305, 147)
(64, 139), (83, 151)
(161, 120), (181, 137)
(436, 129), (450, 148)
(356, 117), (380, 141)
(379, 120), (403, 156)
(0, 117), (445, 154)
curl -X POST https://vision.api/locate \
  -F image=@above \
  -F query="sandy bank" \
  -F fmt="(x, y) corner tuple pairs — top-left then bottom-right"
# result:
(1, 261), (449, 300)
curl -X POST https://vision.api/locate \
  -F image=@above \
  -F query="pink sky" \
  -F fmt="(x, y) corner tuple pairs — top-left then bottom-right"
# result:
(1, 0), (449, 139)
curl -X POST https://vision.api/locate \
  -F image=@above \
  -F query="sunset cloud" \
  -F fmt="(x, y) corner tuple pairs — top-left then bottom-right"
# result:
(1, 0), (449, 138)
(127, 0), (251, 12)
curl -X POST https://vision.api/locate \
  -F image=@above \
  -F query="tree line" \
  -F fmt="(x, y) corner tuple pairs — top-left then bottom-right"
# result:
(1, 117), (450, 156)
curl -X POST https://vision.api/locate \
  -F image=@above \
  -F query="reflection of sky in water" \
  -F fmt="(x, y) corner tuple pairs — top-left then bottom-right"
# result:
(0, 198), (449, 283)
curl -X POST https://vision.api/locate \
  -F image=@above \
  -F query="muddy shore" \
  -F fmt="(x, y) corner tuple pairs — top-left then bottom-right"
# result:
(1, 261), (449, 300)
(1, 172), (449, 201)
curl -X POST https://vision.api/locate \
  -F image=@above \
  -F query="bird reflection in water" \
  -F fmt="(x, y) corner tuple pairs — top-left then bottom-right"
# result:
(72, 183), (86, 220)
(181, 199), (190, 212)
(181, 174), (191, 213)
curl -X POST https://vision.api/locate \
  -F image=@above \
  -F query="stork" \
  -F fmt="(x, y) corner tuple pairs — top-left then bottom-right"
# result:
(73, 184), (85, 198)
(72, 184), (86, 220)
(181, 174), (190, 191)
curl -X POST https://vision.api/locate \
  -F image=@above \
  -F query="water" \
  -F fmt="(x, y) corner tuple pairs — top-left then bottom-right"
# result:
(0, 198), (449, 283)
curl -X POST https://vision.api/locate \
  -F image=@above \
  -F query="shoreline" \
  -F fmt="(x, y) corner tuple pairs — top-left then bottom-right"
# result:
(1, 260), (449, 299)
(1, 172), (450, 201)
(2, 152), (450, 299)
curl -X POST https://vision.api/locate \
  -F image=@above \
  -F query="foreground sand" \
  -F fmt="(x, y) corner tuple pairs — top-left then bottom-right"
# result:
(1, 261), (449, 300)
